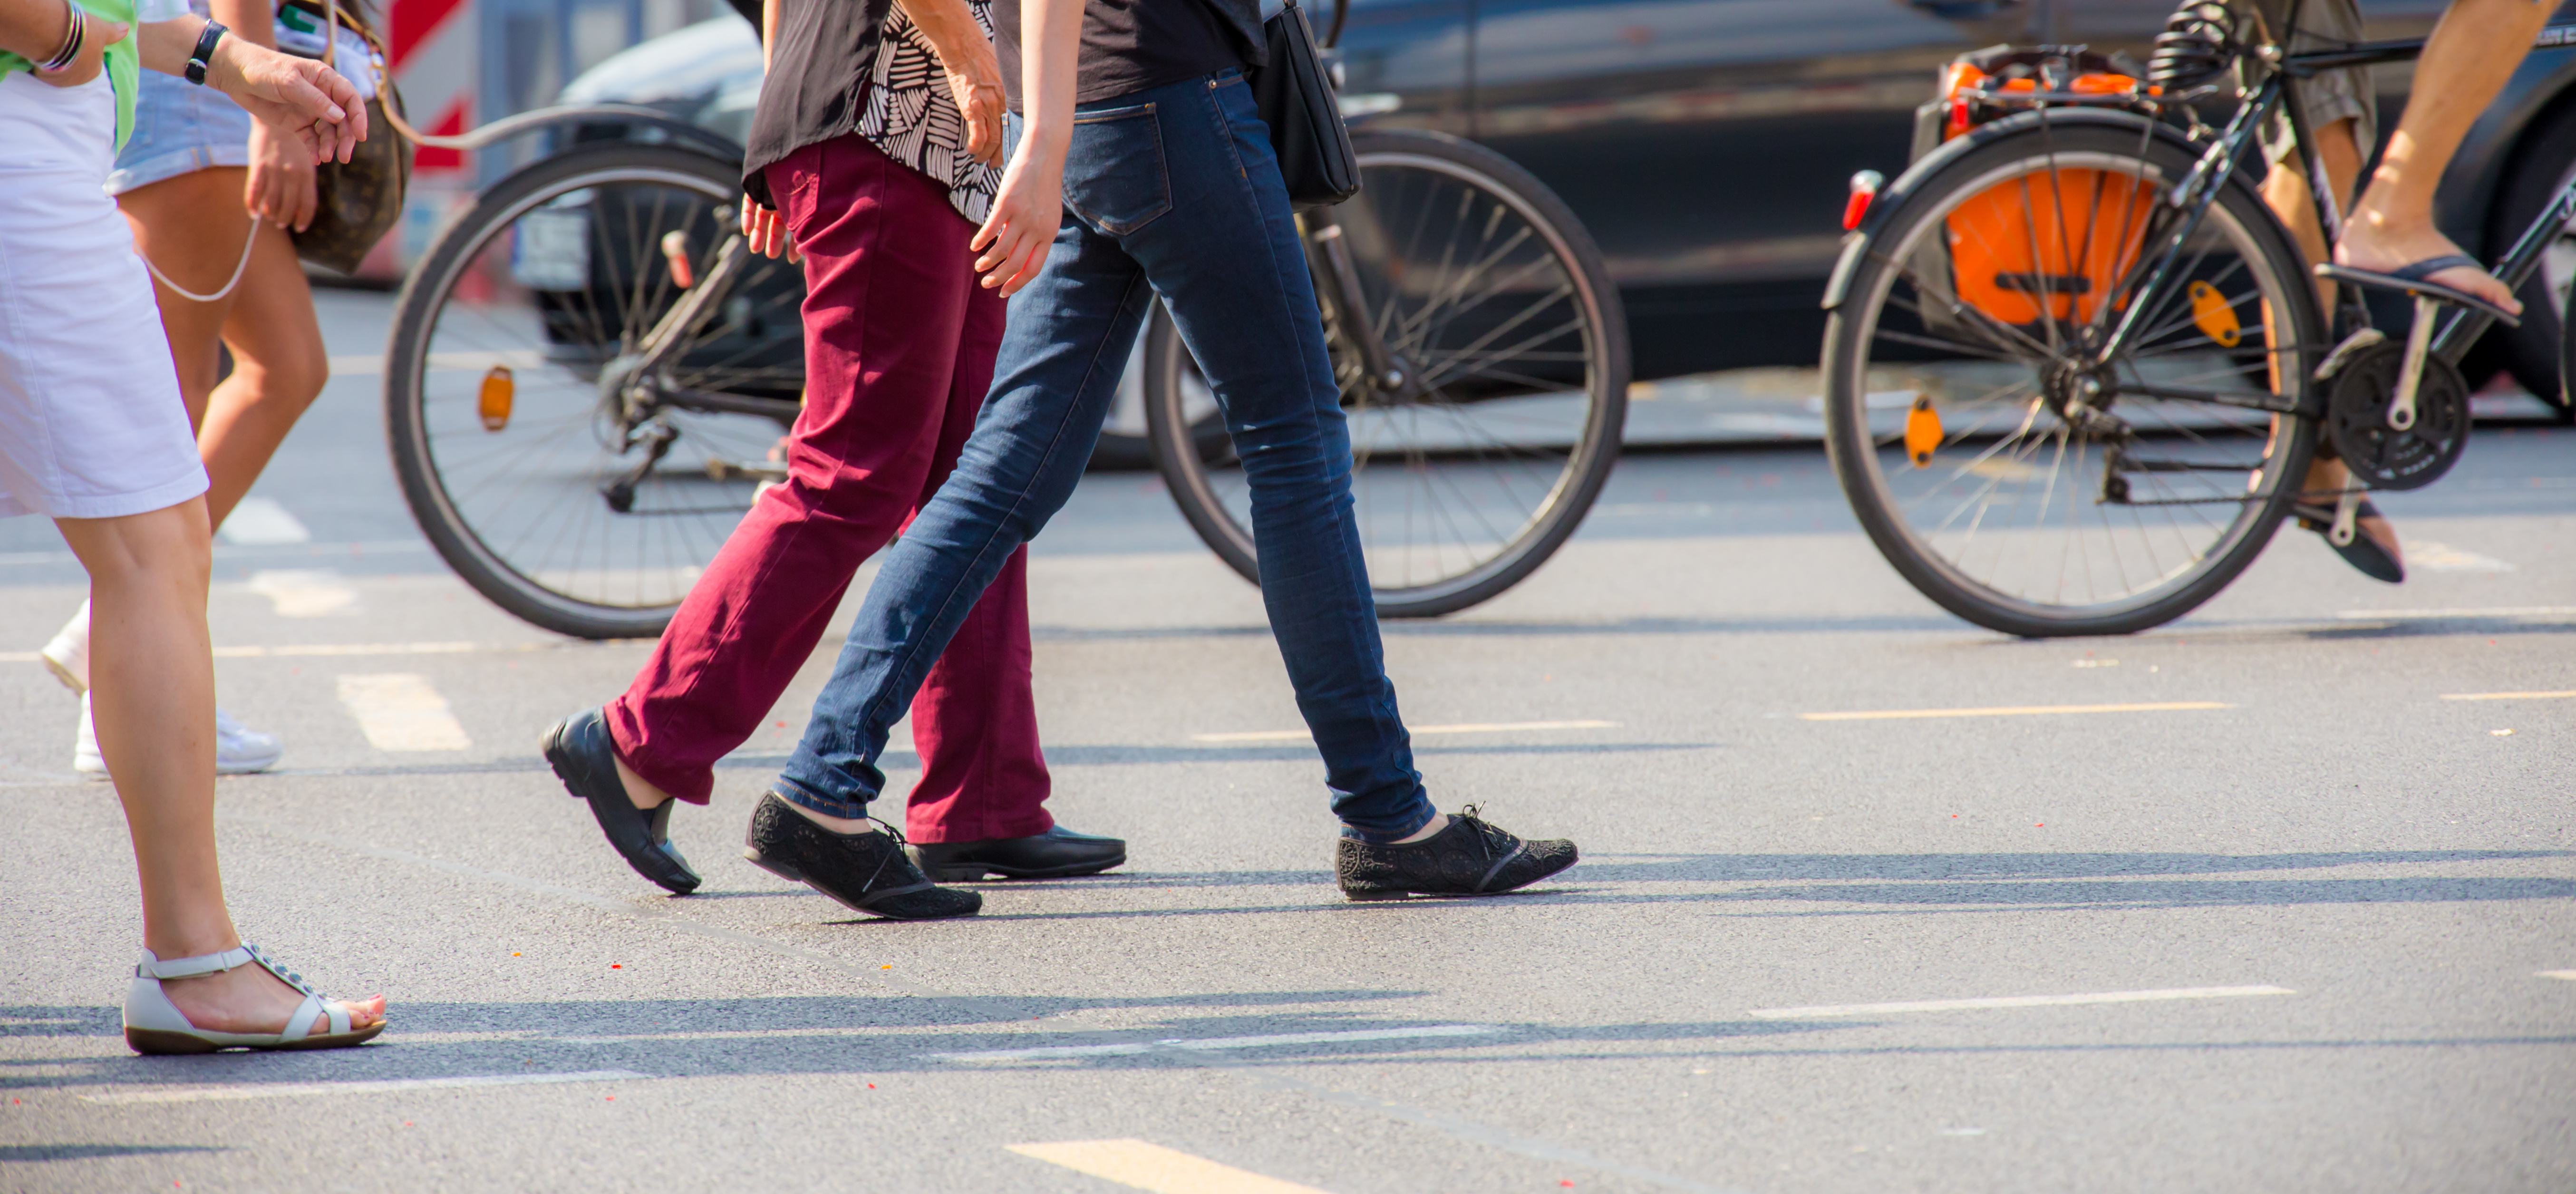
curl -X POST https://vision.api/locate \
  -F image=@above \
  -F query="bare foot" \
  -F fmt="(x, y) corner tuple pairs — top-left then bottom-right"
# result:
(159, 957), (385, 1037)
(2336, 217), (2520, 316)
(2304, 457), (2404, 566)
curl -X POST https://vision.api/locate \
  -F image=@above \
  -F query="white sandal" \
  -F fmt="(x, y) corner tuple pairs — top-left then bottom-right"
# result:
(123, 944), (384, 1055)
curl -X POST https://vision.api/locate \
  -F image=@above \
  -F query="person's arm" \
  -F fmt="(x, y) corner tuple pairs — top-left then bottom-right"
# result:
(970, 0), (1077, 295)
(213, 0), (317, 230)
(896, 0), (1004, 166)
(741, 0), (800, 260)
(0, 0), (122, 87)
(137, 16), (368, 163)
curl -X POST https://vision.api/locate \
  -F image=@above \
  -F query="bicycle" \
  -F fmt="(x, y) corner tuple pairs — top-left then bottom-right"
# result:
(389, 111), (1628, 637)
(1816, 5), (2576, 638)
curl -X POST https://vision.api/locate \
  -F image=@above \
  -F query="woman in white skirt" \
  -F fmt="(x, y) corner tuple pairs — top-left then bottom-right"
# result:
(0, 0), (386, 1051)
(37, 0), (356, 776)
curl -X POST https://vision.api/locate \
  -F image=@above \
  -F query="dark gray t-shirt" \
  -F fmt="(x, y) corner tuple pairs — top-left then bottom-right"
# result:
(991, 0), (1260, 111)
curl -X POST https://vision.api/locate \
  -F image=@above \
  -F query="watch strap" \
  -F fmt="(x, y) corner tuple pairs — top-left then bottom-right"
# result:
(184, 20), (225, 85)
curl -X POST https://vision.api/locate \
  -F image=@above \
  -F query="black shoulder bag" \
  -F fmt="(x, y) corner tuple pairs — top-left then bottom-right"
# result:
(1249, 0), (1360, 207)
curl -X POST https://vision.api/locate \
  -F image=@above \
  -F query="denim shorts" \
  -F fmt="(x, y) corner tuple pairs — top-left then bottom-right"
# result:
(103, 67), (252, 196)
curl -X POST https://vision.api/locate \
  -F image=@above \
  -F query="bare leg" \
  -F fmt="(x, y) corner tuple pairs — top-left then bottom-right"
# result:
(2338, 0), (2555, 312)
(117, 167), (255, 439)
(2261, 119), (2403, 565)
(55, 501), (382, 1034)
(197, 222), (328, 530)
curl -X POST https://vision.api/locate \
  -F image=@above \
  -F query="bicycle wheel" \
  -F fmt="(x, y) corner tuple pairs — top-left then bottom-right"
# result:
(386, 143), (806, 639)
(1144, 128), (1629, 618)
(1822, 115), (2324, 638)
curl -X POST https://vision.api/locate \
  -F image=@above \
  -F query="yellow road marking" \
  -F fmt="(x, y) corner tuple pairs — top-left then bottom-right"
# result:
(2440, 690), (2576, 701)
(1800, 701), (2231, 721)
(1007, 1140), (1334, 1194)
(1192, 719), (1615, 743)
(337, 673), (473, 752)
(2539, 971), (2576, 981)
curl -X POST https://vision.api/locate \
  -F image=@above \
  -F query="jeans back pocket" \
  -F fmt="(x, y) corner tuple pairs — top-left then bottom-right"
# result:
(1064, 102), (1173, 236)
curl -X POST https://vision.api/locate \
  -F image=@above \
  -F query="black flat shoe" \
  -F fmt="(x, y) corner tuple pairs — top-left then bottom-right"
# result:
(2294, 498), (2405, 583)
(1335, 806), (1577, 902)
(542, 708), (699, 895)
(910, 825), (1127, 882)
(742, 793), (980, 920)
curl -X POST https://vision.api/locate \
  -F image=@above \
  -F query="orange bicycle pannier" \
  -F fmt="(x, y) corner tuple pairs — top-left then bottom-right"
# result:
(1910, 48), (2157, 329)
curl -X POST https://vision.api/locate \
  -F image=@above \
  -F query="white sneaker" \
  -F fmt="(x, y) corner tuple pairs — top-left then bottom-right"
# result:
(75, 694), (287, 778)
(41, 601), (89, 693)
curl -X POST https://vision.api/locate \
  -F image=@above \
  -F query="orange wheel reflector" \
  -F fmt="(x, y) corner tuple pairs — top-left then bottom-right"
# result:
(660, 230), (695, 289)
(478, 365), (514, 432)
(2189, 279), (2241, 348)
(1905, 395), (1942, 468)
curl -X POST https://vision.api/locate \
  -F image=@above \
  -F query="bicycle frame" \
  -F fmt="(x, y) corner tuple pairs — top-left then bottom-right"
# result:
(2106, 9), (2576, 379)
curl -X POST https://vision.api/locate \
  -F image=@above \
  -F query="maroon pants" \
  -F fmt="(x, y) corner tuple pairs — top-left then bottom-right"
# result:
(605, 136), (1052, 844)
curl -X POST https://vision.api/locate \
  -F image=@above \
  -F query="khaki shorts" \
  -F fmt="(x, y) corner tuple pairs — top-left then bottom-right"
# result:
(2237, 0), (2377, 167)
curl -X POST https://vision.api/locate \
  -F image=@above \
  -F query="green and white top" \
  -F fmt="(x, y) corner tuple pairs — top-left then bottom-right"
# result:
(1, 0), (190, 149)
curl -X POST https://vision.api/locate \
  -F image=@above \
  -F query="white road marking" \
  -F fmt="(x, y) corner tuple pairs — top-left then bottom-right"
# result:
(0, 641), (595, 664)
(82, 1069), (648, 1105)
(2442, 690), (2576, 701)
(1748, 985), (2294, 1019)
(215, 496), (312, 545)
(338, 673), (474, 752)
(2337, 605), (2576, 621)
(2540, 971), (2576, 981)
(326, 349), (546, 377)
(1008, 1140), (1334, 1194)
(1938, 1127), (1988, 1137)
(1800, 702), (2230, 721)
(2401, 541), (2515, 573)
(245, 569), (359, 617)
(1192, 720), (1614, 743)
(932, 1024), (1503, 1063)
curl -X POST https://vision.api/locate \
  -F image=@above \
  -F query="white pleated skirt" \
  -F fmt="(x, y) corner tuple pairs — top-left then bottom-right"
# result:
(0, 71), (206, 521)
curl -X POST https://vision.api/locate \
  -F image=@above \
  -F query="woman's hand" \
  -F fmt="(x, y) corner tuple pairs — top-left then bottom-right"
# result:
(970, 134), (1062, 297)
(741, 196), (800, 262)
(202, 33), (366, 163)
(30, 10), (123, 88)
(245, 118), (319, 230)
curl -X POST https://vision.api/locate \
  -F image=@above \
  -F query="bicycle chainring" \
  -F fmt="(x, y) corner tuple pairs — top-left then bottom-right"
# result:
(2324, 340), (2469, 492)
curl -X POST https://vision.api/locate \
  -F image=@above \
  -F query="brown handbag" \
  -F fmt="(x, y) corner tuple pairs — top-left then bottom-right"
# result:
(276, 0), (411, 273)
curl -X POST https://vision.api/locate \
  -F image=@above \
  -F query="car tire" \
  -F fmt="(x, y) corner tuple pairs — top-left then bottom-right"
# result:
(2489, 94), (2576, 420)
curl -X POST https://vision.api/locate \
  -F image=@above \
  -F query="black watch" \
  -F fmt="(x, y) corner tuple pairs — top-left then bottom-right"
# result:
(184, 20), (225, 85)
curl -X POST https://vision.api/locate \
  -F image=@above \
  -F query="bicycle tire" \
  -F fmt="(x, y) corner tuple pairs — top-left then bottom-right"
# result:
(1822, 114), (2324, 638)
(386, 142), (801, 640)
(1144, 128), (1629, 619)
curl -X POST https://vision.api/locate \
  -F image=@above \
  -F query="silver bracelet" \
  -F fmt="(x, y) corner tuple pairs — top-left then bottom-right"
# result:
(35, 0), (84, 72)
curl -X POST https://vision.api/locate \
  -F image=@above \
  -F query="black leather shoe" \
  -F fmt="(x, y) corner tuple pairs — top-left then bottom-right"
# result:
(909, 825), (1127, 882)
(542, 708), (699, 895)
(742, 793), (980, 920)
(1335, 806), (1576, 901)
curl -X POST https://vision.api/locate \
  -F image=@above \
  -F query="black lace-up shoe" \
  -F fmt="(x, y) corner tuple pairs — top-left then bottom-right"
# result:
(742, 793), (981, 920)
(1335, 806), (1577, 901)
(542, 708), (700, 895)
(910, 826), (1127, 881)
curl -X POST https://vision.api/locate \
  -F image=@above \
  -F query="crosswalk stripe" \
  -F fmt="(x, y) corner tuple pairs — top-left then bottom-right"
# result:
(1800, 701), (2230, 721)
(84, 1070), (649, 1105)
(1008, 1140), (1335, 1194)
(245, 569), (359, 618)
(1748, 985), (2294, 1019)
(2440, 690), (2576, 701)
(216, 496), (312, 545)
(338, 673), (473, 751)
(1192, 720), (1614, 743)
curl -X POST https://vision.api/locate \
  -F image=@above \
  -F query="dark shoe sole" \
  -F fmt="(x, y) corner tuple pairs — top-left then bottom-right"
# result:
(125, 1024), (386, 1055)
(917, 853), (1127, 883)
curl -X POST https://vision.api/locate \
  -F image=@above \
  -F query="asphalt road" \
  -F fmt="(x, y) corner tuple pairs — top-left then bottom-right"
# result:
(3, 290), (2572, 1194)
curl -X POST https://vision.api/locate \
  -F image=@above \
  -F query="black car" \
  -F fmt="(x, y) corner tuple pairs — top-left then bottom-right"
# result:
(560, 0), (2576, 407)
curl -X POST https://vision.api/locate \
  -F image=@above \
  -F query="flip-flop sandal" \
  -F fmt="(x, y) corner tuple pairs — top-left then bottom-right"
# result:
(2293, 497), (2405, 583)
(2315, 255), (2521, 328)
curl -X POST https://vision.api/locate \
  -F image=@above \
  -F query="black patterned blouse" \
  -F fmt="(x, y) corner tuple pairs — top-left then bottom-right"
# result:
(858, 0), (1005, 224)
